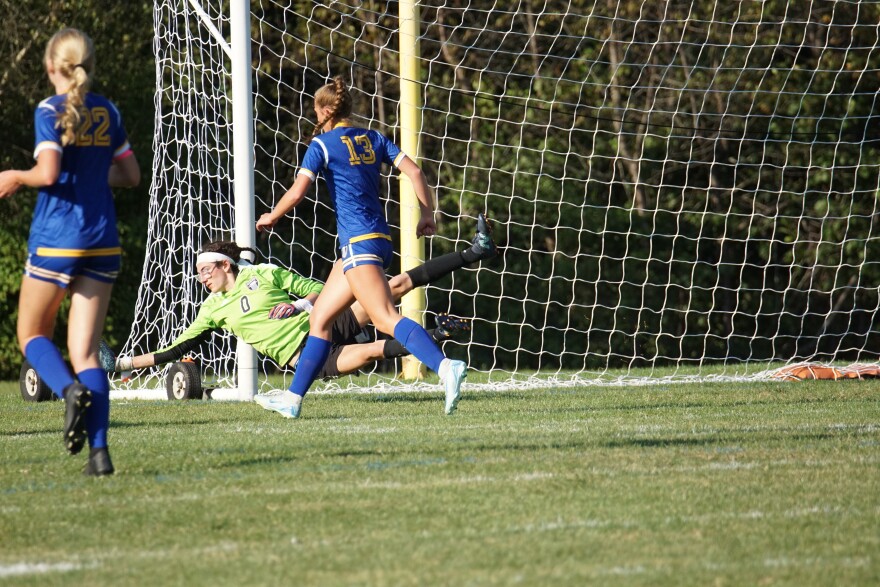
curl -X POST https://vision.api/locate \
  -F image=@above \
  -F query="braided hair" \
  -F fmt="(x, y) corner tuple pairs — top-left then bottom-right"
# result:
(45, 28), (95, 147)
(308, 75), (353, 143)
(200, 241), (260, 276)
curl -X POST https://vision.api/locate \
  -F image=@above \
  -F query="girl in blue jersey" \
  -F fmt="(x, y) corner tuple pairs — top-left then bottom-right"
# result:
(256, 76), (468, 418)
(0, 29), (140, 476)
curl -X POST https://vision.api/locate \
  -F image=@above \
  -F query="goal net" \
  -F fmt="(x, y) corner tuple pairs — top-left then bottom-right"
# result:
(121, 0), (880, 394)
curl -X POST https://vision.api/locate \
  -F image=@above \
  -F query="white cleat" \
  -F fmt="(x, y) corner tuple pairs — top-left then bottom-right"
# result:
(443, 360), (467, 415)
(254, 391), (302, 419)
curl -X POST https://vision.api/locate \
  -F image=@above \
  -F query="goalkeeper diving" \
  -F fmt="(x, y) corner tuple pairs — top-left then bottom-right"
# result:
(109, 215), (497, 413)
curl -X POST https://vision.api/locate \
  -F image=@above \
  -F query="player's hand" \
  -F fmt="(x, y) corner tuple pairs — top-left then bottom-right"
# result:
(256, 212), (277, 232)
(416, 215), (437, 237)
(0, 171), (21, 199)
(114, 356), (134, 382)
(268, 302), (298, 319)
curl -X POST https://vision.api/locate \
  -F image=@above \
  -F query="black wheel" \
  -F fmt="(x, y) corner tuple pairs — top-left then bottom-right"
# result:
(20, 361), (55, 402)
(165, 362), (203, 400)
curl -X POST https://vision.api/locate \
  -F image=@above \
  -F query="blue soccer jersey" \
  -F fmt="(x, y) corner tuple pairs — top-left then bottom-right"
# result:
(29, 92), (132, 254)
(297, 123), (405, 245)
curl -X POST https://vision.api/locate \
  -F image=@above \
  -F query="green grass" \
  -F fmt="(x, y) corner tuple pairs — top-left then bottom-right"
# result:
(1, 378), (878, 586)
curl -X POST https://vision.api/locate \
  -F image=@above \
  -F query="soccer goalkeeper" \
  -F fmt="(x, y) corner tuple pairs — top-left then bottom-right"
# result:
(112, 215), (496, 411)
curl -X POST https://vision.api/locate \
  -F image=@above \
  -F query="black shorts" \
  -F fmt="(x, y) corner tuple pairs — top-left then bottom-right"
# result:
(315, 307), (370, 380)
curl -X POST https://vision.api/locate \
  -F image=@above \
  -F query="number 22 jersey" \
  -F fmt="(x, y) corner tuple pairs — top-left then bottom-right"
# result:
(29, 92), (133, 254)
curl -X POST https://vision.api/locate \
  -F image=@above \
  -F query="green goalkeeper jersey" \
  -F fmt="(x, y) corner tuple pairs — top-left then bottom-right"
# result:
(159, 264), (324, 366)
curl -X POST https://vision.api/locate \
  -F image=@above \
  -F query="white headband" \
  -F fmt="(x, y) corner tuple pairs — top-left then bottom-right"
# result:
(196, 252), (236, 266)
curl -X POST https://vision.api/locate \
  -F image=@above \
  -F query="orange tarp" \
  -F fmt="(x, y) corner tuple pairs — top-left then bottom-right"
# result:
(771, 363), (880, 381)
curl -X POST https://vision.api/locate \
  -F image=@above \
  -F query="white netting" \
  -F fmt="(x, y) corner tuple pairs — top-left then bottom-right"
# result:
(121, 0), (880, 394)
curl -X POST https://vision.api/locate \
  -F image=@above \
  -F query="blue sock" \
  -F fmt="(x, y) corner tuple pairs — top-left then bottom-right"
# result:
(78, 368), (110, 449)
(393, 318), (445, 373)
(289, 336), (333, 397)
(24, 337), (75, 399)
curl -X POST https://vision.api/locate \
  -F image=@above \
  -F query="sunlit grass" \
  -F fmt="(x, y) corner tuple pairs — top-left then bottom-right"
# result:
(1, 378), (878, 586)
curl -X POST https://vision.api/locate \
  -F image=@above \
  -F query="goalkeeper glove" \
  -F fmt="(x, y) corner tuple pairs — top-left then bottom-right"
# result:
(114, 356), (134, 382)
(268, 303), (296, 319)
(268, 298), (313, 319)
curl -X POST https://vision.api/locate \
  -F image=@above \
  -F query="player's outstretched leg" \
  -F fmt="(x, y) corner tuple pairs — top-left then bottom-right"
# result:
(62, 382), (91, 455)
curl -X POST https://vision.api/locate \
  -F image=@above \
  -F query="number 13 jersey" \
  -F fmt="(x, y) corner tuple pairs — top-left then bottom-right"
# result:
(297, 123), (406, 247)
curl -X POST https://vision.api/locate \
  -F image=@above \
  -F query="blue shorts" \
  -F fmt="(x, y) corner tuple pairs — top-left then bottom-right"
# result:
(25, 247), (121, 287)
(340, 235), (393, 272)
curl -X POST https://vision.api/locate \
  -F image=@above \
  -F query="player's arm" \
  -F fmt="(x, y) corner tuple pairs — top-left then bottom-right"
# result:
(112, 305), (220, 373)
(268, 292), (321, 319)
(114, 331), (214, 372)
(109, 152), (141, 187)
(267, 268), (324, 319)
(0, 149), (60, 198)
(256, 173), (313, 232)
(397, 155), (436, 237)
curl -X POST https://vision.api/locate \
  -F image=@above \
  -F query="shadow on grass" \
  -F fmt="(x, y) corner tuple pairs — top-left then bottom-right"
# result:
(218, 453), (300, 468)
(362, 392), (532, 404)
(593, 394), (848, 414)
(603, 436), (723, 448)
(0, 428), (58, 438)
(602, 429), (848, 449)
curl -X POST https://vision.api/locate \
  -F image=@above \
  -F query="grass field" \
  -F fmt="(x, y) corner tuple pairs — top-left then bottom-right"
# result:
(1, 376), (878, 586)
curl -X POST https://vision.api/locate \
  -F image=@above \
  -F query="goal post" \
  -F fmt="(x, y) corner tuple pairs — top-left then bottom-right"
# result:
(118, 1), (880, 397)
(398, 0), (427, 380)
(229, 0), (258, 399)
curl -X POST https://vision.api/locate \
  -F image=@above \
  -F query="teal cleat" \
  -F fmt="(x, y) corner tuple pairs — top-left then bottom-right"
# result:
(470, 213), (497, 261)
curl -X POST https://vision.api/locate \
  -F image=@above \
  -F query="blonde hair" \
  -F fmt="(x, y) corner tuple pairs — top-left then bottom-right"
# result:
(45, 28), (95, 146)
(309, 76), (353, 143)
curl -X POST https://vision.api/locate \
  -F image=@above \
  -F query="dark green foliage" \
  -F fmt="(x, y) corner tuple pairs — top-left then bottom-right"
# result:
(3, 1), (879, 378)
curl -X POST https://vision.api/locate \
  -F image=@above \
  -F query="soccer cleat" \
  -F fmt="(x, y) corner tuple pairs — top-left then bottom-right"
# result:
(63, 383), (92, 455)
(253, 388), (285, 403)
(83, 447), (115, 477)
(98, 339), (116, 372)
(433, 313), (472, 341)
(443, 360), (467, 415)
(255, 391), (302, 419)
(470, 212), (497, 261)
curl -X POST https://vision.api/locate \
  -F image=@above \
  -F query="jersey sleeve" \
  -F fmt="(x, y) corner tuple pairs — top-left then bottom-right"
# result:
(33, 101), (63, 159)
(270, 266), (324, 298)
(375, 132), (404, 168)
(108, 101), (133, 160)
(297, 139), (327, 181)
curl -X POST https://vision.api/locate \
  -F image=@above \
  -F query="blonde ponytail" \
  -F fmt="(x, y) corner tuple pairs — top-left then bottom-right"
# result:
(45, 29), (95, 146)
(308, 76), (353, 143)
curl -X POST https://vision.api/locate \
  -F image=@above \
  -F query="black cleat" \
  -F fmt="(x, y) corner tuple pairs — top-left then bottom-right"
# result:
(83, 447), (115, 477)
(63, 383), (91, 455)
(470, 212), (497, 261)
(433, 313), (472, 341)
